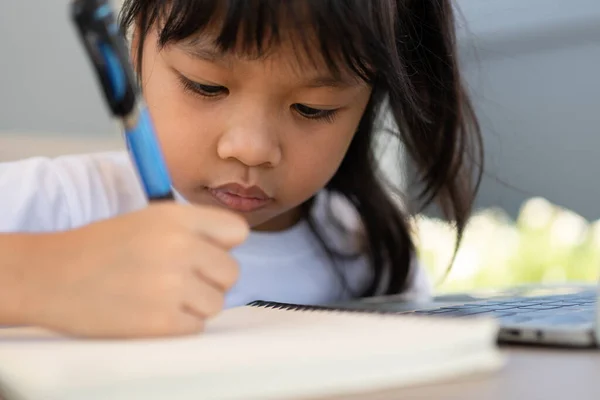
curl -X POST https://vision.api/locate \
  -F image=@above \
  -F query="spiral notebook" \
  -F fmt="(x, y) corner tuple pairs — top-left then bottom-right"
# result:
(0, 301), (503, 400)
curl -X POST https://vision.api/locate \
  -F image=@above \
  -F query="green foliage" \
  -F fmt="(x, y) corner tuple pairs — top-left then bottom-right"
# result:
(414, 197), (600, 293)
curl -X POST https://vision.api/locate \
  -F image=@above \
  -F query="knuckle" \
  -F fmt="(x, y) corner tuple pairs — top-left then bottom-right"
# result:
(204, 296), (224, 318)
(146, 309), (179, 336)
(165, 232), (195, 255)
(220, 258), (240, 289)
(148, 202), (174, 217)
(205, 206), (248, 227)
(159, 201), (181, 213)
(180, 318), (205, 335)
(209, 292), (226, 315)
(148, 305), (205, 337)
(221, 213), (249, 235)
(154, 202), (188, 223)
(158, 270), (186, 296)
(194, 282), (225, 318)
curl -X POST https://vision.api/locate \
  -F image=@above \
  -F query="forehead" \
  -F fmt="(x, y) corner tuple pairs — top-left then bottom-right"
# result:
(174, 31), (363, 88)
(149, 0), (377, 84)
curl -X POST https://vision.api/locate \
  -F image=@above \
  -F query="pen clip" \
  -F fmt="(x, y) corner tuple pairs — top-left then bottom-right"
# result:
(71, 0), (137, 117)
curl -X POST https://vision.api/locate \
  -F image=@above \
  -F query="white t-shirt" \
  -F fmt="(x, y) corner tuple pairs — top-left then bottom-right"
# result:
(0, 151), (431, 308)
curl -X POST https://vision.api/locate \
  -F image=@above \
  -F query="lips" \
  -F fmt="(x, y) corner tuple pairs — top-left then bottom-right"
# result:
(207, 183), (272, 212)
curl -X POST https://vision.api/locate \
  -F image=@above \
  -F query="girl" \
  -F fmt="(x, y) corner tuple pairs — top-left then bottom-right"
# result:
(0, 0), (482, 338)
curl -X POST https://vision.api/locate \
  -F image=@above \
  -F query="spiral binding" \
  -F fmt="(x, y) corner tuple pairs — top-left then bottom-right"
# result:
(247, 300), (398, 316)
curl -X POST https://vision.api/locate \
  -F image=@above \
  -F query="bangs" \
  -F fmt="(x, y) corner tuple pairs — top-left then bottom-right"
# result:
(121, 0), (395, 84)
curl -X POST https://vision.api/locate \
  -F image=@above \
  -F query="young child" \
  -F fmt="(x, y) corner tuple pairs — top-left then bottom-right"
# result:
(0, 0), (482, 338)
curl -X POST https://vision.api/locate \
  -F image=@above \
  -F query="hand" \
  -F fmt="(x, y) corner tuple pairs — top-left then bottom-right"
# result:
(20, 203), (248, 338)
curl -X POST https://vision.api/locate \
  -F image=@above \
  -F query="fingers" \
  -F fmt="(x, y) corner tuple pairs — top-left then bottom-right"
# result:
(175, 273), (226, 336)
(180, 205), (250, 249)
(191, 239), (241, 291)
(182, 277), (225, 320)
(176, 306), (207, 335)
(146, 202), (249, 249)
(179, 238), (236, 323)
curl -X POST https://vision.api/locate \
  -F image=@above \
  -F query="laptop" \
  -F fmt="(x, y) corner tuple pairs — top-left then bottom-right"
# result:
(337, 283), (600, 348)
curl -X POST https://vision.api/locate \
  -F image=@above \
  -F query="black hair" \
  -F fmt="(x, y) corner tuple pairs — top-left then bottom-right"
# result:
(119, 0), (483, 297)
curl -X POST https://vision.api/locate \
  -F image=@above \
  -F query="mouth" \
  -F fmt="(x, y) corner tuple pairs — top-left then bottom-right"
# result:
(206, 183), (272, 213)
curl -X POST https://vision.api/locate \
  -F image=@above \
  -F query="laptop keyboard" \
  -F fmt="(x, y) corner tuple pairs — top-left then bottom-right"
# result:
(409, 291), (597, 327)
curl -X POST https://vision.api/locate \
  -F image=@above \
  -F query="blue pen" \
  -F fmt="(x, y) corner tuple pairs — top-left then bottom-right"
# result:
(70, 0), (174, 201)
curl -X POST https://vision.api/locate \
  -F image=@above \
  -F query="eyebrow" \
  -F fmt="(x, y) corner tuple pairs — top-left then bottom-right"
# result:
(180, 43), (227, 64)
(179, 43), (358, 89)
(302, 76), (356, 89)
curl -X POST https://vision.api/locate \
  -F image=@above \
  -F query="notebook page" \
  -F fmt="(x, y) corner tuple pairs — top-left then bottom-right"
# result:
(0, 306), (503, 400)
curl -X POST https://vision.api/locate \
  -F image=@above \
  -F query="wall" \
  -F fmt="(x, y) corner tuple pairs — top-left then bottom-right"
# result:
(457, 0), (600, 220)
(0, 0), (120, 137)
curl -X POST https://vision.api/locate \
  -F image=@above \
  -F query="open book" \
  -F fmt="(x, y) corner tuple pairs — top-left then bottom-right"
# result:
(0, 301), (503, 400)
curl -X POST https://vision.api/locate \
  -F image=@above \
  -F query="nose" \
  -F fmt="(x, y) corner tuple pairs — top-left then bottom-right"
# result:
(217, 107), (282, 168)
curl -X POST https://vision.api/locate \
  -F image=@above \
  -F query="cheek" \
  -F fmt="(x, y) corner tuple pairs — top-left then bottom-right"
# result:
(141, 63), (215, 185)
(278, 99), (368, 204)
(143, 66), (192, 149)
(281, 125), (356, 201)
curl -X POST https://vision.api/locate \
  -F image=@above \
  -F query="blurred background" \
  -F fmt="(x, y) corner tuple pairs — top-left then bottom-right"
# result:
(1, 0), (600, 292)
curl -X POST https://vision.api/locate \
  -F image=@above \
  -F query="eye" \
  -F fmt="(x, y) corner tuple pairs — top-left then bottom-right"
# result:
(177, 75), (228, 98)
(292, 104), (339, 123)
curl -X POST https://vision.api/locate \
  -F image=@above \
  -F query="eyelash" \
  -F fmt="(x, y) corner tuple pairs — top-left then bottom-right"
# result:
(178, 75), (228, 98)
(177, 75), (340, 124)
(292, 104), (339, 123)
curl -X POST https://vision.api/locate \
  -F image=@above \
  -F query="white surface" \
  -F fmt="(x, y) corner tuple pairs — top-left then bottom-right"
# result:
(0, 306), (502, 400)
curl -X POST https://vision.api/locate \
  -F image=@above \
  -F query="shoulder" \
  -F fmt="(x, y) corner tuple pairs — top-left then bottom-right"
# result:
(0, 151), (146, 232)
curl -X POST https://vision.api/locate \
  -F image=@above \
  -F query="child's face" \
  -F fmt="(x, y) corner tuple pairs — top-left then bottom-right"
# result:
(135, 28), (372, 231)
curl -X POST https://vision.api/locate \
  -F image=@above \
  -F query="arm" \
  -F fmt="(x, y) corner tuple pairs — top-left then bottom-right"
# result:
(0, 155), (102, 327)
(0, 154), (248, 338)
(0, 233), (61, 325)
